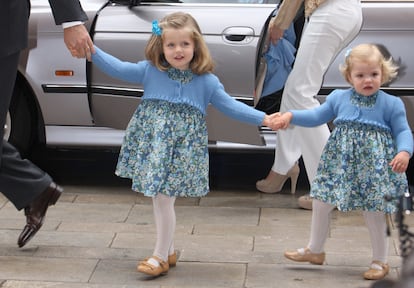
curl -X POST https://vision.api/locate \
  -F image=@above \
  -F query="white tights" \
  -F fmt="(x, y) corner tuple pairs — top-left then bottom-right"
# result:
(152, 193), (176, 262)
(308, 200), (389, 263)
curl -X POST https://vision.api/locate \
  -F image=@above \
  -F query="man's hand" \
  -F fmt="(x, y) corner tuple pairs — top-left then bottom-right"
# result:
(64, 24), (95, 61)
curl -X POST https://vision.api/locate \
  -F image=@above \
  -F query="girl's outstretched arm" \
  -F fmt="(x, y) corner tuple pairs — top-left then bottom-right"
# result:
(91, 45), (146, 84)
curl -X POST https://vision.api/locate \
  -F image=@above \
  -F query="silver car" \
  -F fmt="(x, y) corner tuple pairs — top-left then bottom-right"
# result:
(10, 0), (414, 159)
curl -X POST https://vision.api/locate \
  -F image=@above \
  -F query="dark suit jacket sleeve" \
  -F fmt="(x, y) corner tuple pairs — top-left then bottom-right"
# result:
(48, 0), (88, 25)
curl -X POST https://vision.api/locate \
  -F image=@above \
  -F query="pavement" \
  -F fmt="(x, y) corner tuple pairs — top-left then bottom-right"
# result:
(0, 182), (413, 288)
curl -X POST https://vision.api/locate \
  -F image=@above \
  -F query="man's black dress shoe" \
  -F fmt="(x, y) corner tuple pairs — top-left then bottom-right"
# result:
(17, 182), (63, 248)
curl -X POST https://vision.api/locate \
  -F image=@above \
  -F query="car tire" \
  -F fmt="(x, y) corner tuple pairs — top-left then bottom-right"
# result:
(8, 76), (40, 158)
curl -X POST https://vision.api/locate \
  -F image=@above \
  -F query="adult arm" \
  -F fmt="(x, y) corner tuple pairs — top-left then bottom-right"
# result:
(48, 0), (94, 60)
(269, 0), (303, 43)
(48, 0), (88, 24)
(273, 0), (303, 30)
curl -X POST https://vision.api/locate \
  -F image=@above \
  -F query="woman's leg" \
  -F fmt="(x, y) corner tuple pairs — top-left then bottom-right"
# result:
(271, 0), (363, 182)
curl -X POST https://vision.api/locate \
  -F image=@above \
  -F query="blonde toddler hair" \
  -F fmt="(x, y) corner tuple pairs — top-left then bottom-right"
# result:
(340, 43), (398, 85)
(145, 12), (215, 74)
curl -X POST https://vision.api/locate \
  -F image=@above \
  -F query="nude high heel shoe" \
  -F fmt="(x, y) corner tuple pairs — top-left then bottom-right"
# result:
(256, 163), (300, 194)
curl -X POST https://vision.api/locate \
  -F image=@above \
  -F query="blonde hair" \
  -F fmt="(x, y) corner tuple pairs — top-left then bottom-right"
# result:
(145, 12), (215, 74)
(340, 43), (398, 85)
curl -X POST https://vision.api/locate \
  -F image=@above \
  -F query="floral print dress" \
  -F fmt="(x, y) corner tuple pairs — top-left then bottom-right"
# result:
(115, 68), (209, 198)
(310, 92), (409, 213)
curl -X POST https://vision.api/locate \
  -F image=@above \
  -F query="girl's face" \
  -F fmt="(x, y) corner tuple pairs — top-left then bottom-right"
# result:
(348, 59), (382, 96)
(162, 28), (195, 70)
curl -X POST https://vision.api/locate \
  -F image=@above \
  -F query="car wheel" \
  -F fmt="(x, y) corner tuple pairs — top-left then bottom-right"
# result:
(8, 77), (39, 158)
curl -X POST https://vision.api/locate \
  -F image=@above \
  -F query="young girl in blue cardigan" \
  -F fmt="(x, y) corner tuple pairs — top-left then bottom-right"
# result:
(91, 12), (277, 277)
(274, 43), (413, 281)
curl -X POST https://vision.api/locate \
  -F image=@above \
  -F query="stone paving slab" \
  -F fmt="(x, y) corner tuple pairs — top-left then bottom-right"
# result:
(246, 263), (376, 288)
(1, 282), (155, 288)
(90, 261), (247, 287)
(0, 256), (97, 282)
(0, 187), (412, 288)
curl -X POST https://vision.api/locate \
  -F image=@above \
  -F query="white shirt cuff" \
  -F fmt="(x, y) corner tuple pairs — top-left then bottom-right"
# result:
(62, 21), (83, 29)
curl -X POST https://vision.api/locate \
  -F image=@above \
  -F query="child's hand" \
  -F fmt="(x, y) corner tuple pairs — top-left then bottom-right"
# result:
(277, 112), (292, 130)
(389, 151), (411, 173)
(263, 112), (292, 131)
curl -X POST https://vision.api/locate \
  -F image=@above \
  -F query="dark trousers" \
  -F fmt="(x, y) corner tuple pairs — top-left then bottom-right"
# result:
(0, 51), (51, 210)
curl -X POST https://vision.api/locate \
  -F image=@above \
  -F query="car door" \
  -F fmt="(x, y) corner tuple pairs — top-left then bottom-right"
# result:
(89, 0), (279, 146)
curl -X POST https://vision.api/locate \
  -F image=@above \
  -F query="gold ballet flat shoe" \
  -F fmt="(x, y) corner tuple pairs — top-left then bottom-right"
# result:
(256, 163), (300, 194)
(363, 261), (389, 280)
(168, 252), (177, 267)
(284, 247), (325, 265)
(137, 255), (169, 277)
(141, 252), (177, 267)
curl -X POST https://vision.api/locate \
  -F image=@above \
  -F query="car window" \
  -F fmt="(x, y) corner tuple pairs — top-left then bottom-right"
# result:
(138, 0), (279, 3)
(180, 0), (278, 2)
(362, 0), (414, 2)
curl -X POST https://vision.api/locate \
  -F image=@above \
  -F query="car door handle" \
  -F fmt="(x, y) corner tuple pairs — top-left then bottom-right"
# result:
(226, 35), (246, 41)
(222, 27), (254, 44)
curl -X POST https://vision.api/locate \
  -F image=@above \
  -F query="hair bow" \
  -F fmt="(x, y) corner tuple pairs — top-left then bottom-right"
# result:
(152, 20), (162, 36)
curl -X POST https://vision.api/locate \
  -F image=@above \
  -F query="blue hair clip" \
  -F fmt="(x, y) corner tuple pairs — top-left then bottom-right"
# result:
(345, 48), (352, 59)
(152, 20), (162, 36)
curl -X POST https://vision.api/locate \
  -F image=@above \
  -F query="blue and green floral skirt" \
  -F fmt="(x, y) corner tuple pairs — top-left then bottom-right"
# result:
(311, 121), (408, 213)
(115, 99), (209, 197)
